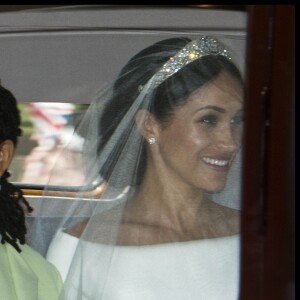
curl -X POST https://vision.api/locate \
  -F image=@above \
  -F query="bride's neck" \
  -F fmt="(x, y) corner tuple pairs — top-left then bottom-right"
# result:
(126, 172), (207, 233)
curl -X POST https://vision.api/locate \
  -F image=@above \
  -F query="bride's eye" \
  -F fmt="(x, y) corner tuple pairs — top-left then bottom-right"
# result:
(199, 115), (218, 126)
(230, 114), (244, 125)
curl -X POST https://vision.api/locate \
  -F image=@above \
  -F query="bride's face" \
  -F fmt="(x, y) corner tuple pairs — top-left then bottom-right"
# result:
(154, 71), (244, 193)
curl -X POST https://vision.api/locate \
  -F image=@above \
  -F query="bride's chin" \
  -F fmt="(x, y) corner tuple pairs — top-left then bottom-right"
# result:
(202, 181), (227, 194)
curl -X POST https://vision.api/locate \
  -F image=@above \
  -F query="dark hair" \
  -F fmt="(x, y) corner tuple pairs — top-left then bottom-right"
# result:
(0, 85), (22, 146)
(97, 37), (243, 185)
(0, 83), (33, 252)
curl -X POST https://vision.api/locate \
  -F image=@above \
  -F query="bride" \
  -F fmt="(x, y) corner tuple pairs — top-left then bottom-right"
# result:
(45, 35), (244, 299)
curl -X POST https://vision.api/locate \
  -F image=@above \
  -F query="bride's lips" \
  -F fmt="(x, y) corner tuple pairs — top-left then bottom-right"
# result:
(201, 156), (232, 172)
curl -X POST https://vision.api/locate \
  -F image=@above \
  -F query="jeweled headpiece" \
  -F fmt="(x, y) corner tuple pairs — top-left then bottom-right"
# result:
(140, 36), (231, 92)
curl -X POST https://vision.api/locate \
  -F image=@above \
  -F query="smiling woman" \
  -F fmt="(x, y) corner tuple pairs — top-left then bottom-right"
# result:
(0, 5), (294, 300)
(40, 35), (244, 299)
(147, 71), (243, 194)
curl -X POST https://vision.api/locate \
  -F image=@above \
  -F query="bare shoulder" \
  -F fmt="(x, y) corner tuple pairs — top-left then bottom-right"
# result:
(65, 204), (124, 240)
(66, 221), (87, 238)
(204, 200), (240, 235)
(65, 200), (240, 244)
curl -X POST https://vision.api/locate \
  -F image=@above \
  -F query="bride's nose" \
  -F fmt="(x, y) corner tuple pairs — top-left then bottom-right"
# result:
(215, 124), (241, 151)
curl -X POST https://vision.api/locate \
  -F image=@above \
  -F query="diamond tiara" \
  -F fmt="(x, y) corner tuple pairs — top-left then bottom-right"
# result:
(139, 36), (231, 92)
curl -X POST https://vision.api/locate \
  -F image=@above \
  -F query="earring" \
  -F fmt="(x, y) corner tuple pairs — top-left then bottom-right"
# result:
(148, 137), (156, 145)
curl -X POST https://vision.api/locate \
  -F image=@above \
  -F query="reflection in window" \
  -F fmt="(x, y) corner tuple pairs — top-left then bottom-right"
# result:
(10, 102), (89, 186)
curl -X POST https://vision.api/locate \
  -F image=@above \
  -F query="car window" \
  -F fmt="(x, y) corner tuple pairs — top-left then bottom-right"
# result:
(2, 6), (246, 194)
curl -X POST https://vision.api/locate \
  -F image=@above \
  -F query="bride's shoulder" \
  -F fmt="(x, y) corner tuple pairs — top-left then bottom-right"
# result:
(205, 200), (240, 235)
(65, 204), (124, 239)
(66, 221), (87, 238)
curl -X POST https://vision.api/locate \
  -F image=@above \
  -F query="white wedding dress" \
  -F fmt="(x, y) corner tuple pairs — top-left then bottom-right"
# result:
(47, 229), (240, 300)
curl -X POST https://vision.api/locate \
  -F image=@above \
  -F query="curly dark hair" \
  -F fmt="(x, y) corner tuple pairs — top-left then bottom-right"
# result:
(0, 83), (33, 252)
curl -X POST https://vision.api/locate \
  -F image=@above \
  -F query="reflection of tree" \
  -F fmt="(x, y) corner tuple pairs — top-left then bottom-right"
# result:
(11, 104), (37, 181)
(17, 103), (35, 136)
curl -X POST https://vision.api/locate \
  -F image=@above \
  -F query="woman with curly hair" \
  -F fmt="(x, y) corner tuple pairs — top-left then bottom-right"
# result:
(0, 83), (62, 299)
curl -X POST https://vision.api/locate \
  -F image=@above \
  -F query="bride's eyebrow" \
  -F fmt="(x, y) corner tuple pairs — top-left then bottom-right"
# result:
(197, 105), (226, 113)
(196, 106), (244, 114)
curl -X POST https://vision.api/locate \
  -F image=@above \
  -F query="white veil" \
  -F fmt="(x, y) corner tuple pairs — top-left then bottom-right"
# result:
(28, 34), (245, 300)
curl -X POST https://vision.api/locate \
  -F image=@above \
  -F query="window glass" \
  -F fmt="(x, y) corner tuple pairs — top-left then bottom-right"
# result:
(2, 8), (247, 194)
(1, 7), (250, 300)
(10, 102), (89, 186)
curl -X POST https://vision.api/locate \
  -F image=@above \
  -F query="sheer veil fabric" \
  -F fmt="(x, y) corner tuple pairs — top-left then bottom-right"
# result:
(29, 33), (245, 299)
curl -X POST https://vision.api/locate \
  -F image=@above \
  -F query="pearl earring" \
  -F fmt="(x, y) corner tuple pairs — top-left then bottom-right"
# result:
(148, 137), (156, 145)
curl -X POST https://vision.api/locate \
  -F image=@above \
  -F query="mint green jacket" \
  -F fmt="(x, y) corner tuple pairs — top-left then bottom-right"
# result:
(0, 241), (62, 300)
